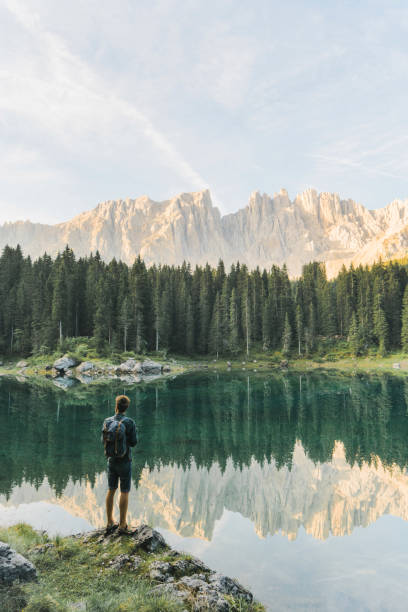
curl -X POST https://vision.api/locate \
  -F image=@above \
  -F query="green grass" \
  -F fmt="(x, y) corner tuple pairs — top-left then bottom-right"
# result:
(0, 525), (265, 612)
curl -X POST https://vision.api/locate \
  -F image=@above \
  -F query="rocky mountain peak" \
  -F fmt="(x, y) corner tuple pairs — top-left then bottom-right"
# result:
(1, 188), (408, 277)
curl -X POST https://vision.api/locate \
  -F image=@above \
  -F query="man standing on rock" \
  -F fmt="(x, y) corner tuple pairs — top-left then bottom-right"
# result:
(102, 395), (138, 534)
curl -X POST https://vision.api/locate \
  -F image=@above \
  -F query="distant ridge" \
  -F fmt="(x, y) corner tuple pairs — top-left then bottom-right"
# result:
(2, 188), (408, 277)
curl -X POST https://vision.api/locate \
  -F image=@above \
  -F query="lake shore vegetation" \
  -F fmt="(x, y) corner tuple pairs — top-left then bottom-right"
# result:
(0, 524), (264, 612)
(1, 245), (408, 369)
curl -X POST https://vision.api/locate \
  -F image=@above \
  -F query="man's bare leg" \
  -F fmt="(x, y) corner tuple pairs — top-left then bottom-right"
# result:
(106, 489), (116, 526)
(119, 491), (129, 528)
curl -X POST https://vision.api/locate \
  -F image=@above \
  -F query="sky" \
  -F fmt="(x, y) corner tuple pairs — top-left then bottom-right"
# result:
(1, 0), (408, 224)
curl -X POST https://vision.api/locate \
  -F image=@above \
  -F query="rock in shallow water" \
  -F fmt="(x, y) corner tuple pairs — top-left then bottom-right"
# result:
(0, 541), (37, 585)
(76, 361), (96, 374)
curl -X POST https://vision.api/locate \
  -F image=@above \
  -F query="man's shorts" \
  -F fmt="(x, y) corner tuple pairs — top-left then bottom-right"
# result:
(107, 458), (132, 493)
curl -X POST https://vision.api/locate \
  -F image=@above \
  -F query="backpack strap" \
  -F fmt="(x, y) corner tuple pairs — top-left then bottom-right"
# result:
(102, 419), (109, 454)
(114, 416), (125, 457)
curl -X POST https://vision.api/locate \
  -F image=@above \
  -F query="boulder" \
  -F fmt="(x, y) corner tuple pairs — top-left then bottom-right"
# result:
(163, 365), (171, 373)
(53, 354), (79, 372)
(77, 361), (96, 374)
(176, 576), (229, 611)
(118, 359), (142, 374)
(280, 360), (289, 368)
(131, 524), (166, 553)
(16, 360), (28, 368)
(393, 362), (401, 369)
(209, 573), (253, 603)
(0, 541), (37, 585)
(141, 360), (163, 374)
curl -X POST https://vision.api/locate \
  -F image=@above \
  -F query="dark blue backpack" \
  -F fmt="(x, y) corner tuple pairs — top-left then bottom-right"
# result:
(102, 416), (127, 458)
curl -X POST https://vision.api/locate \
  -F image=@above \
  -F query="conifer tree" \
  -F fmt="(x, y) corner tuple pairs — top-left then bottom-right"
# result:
(209, 292), (222, 358)
(348, 312), (361, 356)
(296, 304), (303, 356)
(282, 313), (292, 357)
(229, 288), (240, 354)
(401, 285), (408, 352)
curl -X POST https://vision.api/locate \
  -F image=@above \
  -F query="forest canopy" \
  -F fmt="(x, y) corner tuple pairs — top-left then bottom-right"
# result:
(1, 244), (408, 357)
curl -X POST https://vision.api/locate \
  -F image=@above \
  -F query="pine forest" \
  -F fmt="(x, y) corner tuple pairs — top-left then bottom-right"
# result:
(1, 244), (408, 359)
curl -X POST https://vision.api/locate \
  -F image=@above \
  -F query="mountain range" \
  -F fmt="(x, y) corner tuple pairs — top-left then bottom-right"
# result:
(2, 188), (408, 277)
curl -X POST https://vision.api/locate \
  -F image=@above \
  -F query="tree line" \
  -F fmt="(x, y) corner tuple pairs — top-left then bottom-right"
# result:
(2, 244), (408, 357)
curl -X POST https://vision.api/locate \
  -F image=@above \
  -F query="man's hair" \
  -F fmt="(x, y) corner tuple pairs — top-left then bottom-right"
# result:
(115, 395), (130, 413)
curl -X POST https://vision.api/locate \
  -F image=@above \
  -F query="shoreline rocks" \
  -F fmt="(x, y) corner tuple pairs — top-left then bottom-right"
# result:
(43, 356), (170, 387)
(82, 525), (255, 611)
(53, 354), (80, 373)
(0, 542), (37, 585)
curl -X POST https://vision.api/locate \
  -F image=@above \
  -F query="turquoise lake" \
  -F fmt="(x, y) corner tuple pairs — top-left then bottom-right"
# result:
(2, 371), (408, 611)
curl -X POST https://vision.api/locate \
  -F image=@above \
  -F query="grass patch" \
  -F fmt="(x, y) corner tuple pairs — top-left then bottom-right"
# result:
(0, 525), (265, 612)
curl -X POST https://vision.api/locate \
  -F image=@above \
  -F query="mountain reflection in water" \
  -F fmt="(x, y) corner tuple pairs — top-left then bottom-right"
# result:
(3, 371), (408, 611)
(1, 371), (408, 540)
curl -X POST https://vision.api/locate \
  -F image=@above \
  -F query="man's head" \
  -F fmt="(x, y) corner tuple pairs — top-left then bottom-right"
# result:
(115, 395), (130, 414)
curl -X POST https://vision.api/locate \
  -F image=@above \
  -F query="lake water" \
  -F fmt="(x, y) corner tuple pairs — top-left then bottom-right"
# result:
(2, 371), (408, 610)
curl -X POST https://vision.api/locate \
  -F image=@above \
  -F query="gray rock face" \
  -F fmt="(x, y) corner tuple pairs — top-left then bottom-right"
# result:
(209, 573), (253, 602)
(53, 354), (79, 372)
(118, 359), (142, 374)
(76, 361), (96, 374)
(141, 359), (163, 374)
(0, 541), (37, 585)
(131, 524), (166, 553)
(4, 188), (408, 277)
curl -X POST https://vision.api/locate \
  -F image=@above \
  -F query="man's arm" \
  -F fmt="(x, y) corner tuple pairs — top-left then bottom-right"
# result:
(127, 420), (138, 447)
(101, 418), (107, 443)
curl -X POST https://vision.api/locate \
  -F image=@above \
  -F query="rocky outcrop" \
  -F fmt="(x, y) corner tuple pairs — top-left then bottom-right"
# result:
(0, 542), (36, 585)
(82, 525), (254, 611)
(76, 361), (97, 374)
(46, 357), (169, 386)
(53, 354), (80, 373)
(2, 188), (408, 277)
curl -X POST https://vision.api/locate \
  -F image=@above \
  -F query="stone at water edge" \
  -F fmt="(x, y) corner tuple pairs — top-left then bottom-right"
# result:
(0, 541), (37, 585)
(16, 360), (28, 368)
(53, 354), (80, 372)
(76, 361), (97, 374)
(118, 359), (143, 374)
(141, 359), (163, 374)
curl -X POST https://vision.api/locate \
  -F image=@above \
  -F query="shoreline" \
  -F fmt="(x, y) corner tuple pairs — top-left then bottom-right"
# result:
(1, 351), (408, 388)
(0, 523), (265, 611)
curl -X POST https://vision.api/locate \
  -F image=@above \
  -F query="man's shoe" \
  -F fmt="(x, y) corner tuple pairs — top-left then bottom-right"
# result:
(118, 524), (132, 535)
(105, 523), (119, 535)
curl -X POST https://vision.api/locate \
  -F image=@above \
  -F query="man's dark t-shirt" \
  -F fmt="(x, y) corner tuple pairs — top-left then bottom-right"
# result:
(102, 413), (138, 492)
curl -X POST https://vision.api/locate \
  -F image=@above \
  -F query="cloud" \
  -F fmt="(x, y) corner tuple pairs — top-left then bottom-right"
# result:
(2, 0), (209, 192)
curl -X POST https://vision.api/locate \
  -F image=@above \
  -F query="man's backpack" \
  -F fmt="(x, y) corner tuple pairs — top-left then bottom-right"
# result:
(103, 417), (127, 458)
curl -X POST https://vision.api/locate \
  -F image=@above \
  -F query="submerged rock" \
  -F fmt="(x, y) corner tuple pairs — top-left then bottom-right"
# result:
(0, 541), (37, 585)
